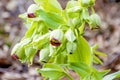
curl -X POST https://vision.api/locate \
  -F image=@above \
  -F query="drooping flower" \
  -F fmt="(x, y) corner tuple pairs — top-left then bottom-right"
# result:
(50, 29), (64, 46)
(27, 4), (38, 18)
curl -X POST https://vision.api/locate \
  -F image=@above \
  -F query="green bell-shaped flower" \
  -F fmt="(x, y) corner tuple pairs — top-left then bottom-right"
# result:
(79, 0), (95, 7)
(27, 4), (38, 18)
(89, 13), (101, 30)
(50, 29), (64, 46)
(39, 48), (50, 63)
(65, 29), (76, 42)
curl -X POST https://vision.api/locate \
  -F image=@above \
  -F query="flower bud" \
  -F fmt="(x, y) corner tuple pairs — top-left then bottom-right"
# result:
(39, 48), (50, 63)
(12, 54), (19, 60)
(27, 4), (38, 13)
(50, 29), (64, 46)
(89, 13), (101, 30)
(79, 0), (95, 7)
(66, 42), (77, 54)
(65, 29), (76, 42)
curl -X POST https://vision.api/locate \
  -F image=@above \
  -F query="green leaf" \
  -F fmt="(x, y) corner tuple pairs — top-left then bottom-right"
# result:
(33, 33), (50, 49)
(68, 36), (92, 66)
(25, 21), (38, 38)
(37, 64), (65, 80)
(20, 38), (31, 47)
(37, 10), (65, 29)
(69, 62), (91, 78)
(93, 55), (103, 64)
(103, 71), (120, 80)
(79, 23), (85, 35)
(82, 68), (110, 80)
(94, 51), (107, 57)
(34, 0), (62, 13)
(92, 44), (107, 56)
(54, 51), (68, 64)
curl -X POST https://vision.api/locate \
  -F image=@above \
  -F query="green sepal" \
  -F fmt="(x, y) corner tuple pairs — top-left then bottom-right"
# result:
(39, 46), (50, 63)
(25, 45), (37, 65)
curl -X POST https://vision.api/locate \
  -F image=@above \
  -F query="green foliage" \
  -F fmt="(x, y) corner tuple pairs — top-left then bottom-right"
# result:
(11, 0), (120, 80)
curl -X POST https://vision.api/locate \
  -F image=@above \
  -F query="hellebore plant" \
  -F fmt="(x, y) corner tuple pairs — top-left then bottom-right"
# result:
(11, 0), (120, 80)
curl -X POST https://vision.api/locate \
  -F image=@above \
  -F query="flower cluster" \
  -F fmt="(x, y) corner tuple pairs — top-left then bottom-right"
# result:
(11, 0), (120, 80)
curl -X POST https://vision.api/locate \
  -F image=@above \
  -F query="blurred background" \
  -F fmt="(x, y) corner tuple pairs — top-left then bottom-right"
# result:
(0, 0), (120, 80)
